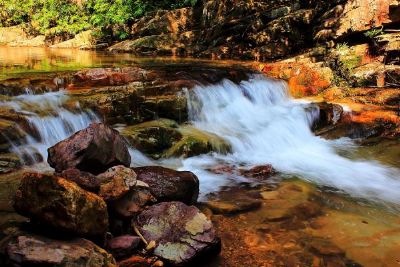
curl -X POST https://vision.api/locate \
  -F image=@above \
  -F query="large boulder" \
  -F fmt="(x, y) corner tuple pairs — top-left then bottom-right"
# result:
(6, 234), (116, 267)
(133, 166), (199, 205)
(135, 202), (220, 266)
(13, 172), (108, 236)
(47, 123), (131, 174)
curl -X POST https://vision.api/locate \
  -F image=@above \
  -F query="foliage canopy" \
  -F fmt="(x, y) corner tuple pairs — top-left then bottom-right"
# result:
(0, 0), (197, 40)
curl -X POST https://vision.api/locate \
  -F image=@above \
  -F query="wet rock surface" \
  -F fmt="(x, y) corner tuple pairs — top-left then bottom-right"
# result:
(239, 165), (276, 179)
(122, 119), (231, 159)
(133, 166), (199, 205)
(98, 166), (137, 202)
(13, 172), (109, 236)
(106, 235), (141, 260)
(59, 168), (102, 192)
(48, 123), (131, 174)
(206, 198), (262, 215)
(136, 201), (221, 266)
(111, 183), (156, 218)
(6, 234), (116, 267)
(312, 102), (344, 131)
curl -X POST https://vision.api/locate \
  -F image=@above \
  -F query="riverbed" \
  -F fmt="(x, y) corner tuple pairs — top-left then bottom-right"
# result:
(1, 47), (400, 267)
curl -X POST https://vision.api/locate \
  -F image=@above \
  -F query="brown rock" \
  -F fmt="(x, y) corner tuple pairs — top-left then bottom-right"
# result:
(133, 166), (199, 205)
(111, 182), (157, 218)
(206, 199), (262, 214)
(13, 172), (108, 236)
(208, 164), (235, 175)
(239, 165), (276, 179)
(98, 166), (137, 201)
(312, 102), (344, 131)
(290, 202), (323, 220)
(59, 168), (102, 192)
(6, 234), (116, 267)
(47, 123), (131, 174)
(310, 238), (345, 256)
(72, 67), (148, 88)
(135, 202), (220, 266)
(106, 235), (141, 260)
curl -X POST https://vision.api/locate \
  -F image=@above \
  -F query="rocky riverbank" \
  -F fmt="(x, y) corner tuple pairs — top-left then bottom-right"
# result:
(0, 122), (221, 266)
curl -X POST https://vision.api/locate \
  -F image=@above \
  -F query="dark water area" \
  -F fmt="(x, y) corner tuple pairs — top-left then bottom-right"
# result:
(1, 46), (400, 267)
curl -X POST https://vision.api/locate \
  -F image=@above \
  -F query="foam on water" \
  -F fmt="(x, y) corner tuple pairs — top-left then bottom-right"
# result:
(180, 75), (400, 204)
(1, 90), (98, 163)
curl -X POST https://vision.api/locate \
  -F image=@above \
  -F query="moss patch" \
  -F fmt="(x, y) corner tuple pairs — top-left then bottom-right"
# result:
(122, 119), (231, 159)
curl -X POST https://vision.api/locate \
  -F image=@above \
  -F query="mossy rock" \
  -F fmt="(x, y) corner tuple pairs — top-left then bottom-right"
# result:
(122, 119), (182, 158)
(122, 119), (231, 159)
(163, 125), (231, 158)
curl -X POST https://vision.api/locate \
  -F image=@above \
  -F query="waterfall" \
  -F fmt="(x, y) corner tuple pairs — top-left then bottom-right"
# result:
(181, 75), (400, 204)
(1, 90), (98, 164)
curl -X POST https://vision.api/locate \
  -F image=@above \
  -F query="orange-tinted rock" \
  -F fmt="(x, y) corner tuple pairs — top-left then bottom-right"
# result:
(98, 166), (137, 202)
(261, 62), (332, 97)
(48, 123), (131, 174)
(335, 0), (400, 39)
(118, 256), (152, 267)
(13, 172), (108, 236)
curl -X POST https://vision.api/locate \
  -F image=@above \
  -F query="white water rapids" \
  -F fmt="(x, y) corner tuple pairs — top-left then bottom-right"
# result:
(1, 90), (98, 163)
(179, 75), (400, 204)
(2, 75), (400, 205)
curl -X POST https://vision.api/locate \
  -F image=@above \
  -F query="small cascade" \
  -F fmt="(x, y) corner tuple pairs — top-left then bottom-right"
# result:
(1, 90), (98, 164)
(182, 75), (400, 204)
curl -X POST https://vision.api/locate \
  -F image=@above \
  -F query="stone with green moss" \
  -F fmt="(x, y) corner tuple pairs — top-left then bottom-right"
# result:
(122, 119), (231, 159)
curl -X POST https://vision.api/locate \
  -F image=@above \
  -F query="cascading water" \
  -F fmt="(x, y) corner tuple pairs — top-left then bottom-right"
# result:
(1, 90), (98, 164)
(180, 75), (400, 204)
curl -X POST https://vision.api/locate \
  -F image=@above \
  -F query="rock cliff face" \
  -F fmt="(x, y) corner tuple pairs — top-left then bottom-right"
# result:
(108, 0), (400, 62)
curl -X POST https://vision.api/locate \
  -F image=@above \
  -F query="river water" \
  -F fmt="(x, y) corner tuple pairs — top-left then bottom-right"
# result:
(1, 47), (400, 266)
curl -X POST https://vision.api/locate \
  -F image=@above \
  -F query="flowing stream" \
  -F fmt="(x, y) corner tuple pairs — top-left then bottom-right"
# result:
(1, 90), (98, 163)
(1, 49), (400, 266)
(2, 74), (400, 206)
(180, 75), (400, 205)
